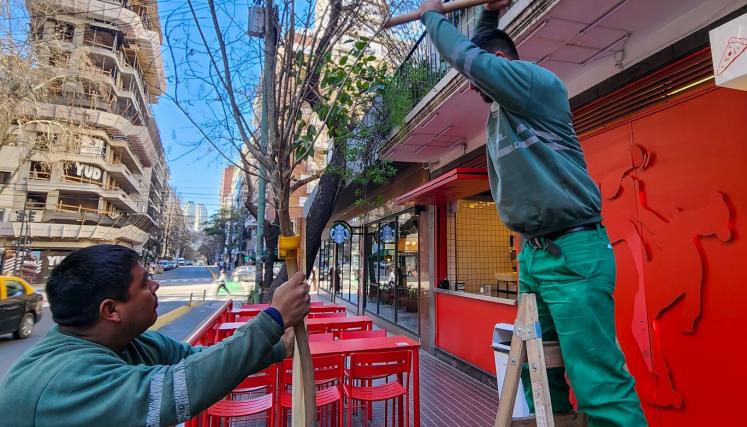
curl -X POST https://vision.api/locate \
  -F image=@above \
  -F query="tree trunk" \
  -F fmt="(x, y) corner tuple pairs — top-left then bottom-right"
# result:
(264, 145), (345, 302)
(304, 145), (345, 275)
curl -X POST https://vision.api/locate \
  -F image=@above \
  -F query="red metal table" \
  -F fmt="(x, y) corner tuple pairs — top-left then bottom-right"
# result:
(309, 336), (421, 427)
(218, 316), (372, 334)
(230, 304), (347, 320)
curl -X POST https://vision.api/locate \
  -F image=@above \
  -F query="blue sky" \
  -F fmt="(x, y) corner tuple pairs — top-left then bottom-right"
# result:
(154, 0), (260, 216)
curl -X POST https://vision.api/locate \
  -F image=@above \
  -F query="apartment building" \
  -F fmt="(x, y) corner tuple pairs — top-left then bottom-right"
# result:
(0, 0), (168, 283)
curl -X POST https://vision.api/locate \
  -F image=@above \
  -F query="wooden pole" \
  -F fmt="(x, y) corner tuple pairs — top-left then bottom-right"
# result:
(282, 237), (317, 427)
(384, 0), (495, 28)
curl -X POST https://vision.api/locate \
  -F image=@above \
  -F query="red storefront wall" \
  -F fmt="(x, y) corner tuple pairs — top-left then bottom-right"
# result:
(435, 292), (517, 373)
(433, 83), (747, 426)
(581, 84), (747, 426)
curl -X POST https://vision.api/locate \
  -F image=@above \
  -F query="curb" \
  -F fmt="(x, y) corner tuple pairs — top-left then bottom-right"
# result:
(150, 302), (203, 331)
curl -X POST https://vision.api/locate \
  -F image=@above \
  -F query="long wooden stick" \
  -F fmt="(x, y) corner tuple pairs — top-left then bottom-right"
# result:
(384, 0), (493, 28)
(287, 254), (317, 426)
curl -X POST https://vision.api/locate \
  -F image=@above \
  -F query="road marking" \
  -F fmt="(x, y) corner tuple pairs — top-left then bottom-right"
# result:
(149, 303), (202, 331)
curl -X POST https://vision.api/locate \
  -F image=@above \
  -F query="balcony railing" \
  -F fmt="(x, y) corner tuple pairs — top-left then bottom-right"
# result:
(384, 5), (481, 128)
(61, 174), (122, 192)
(24, 201), (47, 210)
(29, 170), (51, 181)
(57, 201), (113, 216)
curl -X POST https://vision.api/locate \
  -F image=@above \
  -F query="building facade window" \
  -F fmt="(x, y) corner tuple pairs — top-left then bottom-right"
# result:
(25, 192), (47, 210)
(29, 161), (50, 180)
(446, 194), (518, 300)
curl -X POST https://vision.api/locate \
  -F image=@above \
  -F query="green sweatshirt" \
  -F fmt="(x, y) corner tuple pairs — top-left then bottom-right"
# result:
(422, 10), (602, 238)
(0, 312), (286, 427)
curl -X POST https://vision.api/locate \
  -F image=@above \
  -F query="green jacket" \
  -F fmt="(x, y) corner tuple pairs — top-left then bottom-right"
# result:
(422, 10), (602, 238)
(0, 312), (286, 427)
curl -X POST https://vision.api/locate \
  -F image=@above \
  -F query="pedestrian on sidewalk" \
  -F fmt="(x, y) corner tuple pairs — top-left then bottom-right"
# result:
(0, 244), (310, 427)
(216, 268), (231, 296)
(416, 1), (646, 426)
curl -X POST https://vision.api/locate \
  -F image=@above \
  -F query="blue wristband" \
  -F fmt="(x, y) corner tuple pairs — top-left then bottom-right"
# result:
(263, 307), (285, 329)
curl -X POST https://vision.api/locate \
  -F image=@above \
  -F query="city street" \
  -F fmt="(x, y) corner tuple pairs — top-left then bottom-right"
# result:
(153, 265), (216, 286)
(0, 265), (252, 381)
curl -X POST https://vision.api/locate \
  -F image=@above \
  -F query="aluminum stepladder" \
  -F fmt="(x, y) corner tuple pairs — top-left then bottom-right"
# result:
(494, 293), (588, 427)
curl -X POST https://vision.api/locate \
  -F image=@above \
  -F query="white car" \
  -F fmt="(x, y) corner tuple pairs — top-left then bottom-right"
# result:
(232, 266), (252, 282)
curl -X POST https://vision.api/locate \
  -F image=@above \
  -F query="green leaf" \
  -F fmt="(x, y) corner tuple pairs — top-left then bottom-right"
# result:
(339, 55), (348, 66)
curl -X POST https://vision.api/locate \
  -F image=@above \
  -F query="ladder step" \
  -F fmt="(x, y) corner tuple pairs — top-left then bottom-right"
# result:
(510, 412), (588, 427)
(543, 341), (564, 369)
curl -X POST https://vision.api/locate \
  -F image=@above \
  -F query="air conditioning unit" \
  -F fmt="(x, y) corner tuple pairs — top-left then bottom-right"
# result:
(248, 6), (265, 37)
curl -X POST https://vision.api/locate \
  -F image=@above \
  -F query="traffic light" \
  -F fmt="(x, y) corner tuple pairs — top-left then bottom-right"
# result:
(16, 210), (24, 221)
(27, 210), (36, 221)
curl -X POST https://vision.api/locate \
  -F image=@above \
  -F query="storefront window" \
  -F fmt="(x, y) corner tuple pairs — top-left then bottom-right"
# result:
(447, 194), (518, 300)
(363, 210), (420, 334)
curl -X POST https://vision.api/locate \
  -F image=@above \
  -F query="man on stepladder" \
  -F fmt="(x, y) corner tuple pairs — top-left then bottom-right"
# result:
(416, 0), (647, 425)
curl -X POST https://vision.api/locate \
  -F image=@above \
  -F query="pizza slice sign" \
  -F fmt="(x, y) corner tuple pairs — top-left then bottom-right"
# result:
(716, 37), (747, 75)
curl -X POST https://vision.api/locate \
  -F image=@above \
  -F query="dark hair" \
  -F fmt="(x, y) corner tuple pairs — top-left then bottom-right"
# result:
(471, 29), (519, 60)
(46, 244), (140, 327)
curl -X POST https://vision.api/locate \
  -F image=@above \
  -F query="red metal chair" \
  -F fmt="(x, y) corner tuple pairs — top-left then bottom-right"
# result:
(339, 329), (387, 340)
(213, 325), (241, 344)
(344, 350), (412, 427)
(327, 320), (372, 339)
(201, 364), (278, 426)
(307, 323), (327, 334)
(280, 355), (345, 426)
(309, 332), (335, 343)
(308, 312), (347, 319)
(236, 314), (256, 322)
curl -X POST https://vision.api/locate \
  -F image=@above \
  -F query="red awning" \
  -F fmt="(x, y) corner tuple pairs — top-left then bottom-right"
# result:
(396, 168), (489, 205)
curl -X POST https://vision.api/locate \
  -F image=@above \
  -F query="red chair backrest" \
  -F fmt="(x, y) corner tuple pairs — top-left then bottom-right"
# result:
(310, 306), (345, 314)
(235, 364), (278, 393)
(307, 323), (327, 334)
(281, 354), (344, 388)
(308, 333), (335, 343)
(327, 320), (371, 335)
(339, 329), (386, 340)
(308, 312), (346, 319)
(349, 350), (412, 382)
(237, 314), (256, 322)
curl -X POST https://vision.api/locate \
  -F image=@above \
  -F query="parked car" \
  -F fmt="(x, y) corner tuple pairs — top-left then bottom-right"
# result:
(0, 276), (43, 339)
(232, 266), (252, 282)
(149, 262), (164, 275)
(158, 260), (172, 271)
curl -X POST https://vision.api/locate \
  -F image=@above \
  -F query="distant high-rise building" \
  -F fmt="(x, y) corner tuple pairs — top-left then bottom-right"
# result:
(182, 201), (208, 232)
(219, 166), (237, 210)
(183, 201), (196, 230)
(195, 204), (208, 231)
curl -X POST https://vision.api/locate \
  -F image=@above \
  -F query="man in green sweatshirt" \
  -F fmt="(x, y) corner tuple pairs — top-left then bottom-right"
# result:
(417, 1), (646, 425)
(0, 244), (310, 426)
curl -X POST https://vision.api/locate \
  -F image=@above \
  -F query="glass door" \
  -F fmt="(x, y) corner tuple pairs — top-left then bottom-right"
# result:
(397, 212), (419, 333)
(364, 224), (378, 315)
(378, 219), (397, 324)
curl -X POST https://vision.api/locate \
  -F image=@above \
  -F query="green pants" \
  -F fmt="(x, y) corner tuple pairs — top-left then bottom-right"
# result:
(518, 226), (647, 427)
